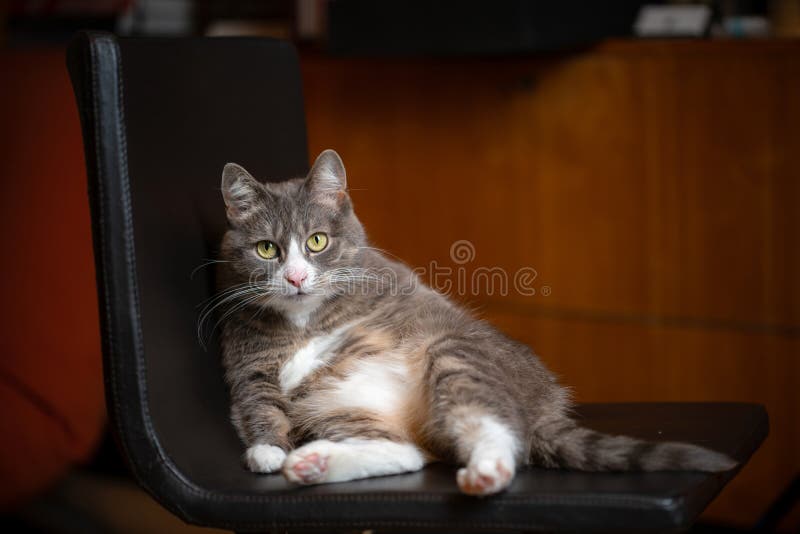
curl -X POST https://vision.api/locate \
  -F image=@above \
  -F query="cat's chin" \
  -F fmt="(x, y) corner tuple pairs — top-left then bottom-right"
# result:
(273, 292), (323, 309)
(269, 292), (327, 328)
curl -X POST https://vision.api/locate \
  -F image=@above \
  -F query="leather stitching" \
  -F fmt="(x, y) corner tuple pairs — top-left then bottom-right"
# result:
(88, 35), (131, 481)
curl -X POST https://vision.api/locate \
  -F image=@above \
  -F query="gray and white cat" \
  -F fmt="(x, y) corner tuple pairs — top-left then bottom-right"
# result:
(215, 149), (735, 496)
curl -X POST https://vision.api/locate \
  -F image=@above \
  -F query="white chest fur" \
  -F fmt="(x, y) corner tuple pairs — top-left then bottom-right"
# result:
(279, 324), (351, 393)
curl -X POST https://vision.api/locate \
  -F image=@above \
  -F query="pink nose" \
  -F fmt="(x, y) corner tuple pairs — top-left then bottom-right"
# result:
(285, 270), (307, 288)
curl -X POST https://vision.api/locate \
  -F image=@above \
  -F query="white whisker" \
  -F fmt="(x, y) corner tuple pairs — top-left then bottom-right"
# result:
(190, 258), (231, 279)
(358, 246), (405, 262)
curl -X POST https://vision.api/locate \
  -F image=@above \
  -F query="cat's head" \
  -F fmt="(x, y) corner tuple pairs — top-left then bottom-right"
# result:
(219, 149), (366, 319)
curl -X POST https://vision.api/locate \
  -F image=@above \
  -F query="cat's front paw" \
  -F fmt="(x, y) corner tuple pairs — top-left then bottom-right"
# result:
(457, 457), (514, 496)
(245, 444), (287, 473)
(283, 441), (333, 484)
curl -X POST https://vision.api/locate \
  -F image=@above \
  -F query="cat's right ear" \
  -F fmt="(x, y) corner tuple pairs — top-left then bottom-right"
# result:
(221, 163), (261, 224)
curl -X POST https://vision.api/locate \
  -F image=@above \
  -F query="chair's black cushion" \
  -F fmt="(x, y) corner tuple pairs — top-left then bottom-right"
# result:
(66, 32), (768, 532)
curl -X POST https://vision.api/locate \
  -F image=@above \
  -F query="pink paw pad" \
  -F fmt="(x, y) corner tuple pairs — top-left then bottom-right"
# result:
(457, 458), (513, 496)
(285, 452), (329, 484)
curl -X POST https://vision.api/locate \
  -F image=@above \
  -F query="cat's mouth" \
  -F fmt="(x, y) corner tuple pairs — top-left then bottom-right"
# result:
(282, 284), (323, 300)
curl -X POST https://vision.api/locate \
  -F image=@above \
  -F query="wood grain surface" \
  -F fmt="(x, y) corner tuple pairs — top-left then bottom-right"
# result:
(301, 40), (800, 529)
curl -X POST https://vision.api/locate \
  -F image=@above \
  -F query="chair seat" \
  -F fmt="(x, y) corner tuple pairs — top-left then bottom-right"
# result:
(164, 402), (766, 532)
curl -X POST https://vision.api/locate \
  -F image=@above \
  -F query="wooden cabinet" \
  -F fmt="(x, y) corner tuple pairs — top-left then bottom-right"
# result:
(302, 40), (800, 528)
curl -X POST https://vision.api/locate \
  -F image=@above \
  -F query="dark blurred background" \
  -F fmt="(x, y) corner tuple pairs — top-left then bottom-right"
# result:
(1, 0), (798, 532)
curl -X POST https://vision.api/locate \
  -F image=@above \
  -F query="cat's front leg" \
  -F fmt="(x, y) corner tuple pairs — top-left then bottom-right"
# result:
(237, 403), (293, 473)
(244, 443), (287, 473)
(230, 380), (293, 474)
(283, 438), (426, 484)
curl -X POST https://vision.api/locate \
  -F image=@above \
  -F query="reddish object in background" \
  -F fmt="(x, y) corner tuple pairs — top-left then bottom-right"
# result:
(0, 49), (105, 510)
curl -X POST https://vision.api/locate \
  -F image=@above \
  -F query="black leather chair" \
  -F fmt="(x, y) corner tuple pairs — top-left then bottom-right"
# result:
(66, 31), (768, 533)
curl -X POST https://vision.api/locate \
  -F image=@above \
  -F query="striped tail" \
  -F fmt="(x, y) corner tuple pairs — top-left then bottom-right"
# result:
(533, 420), (737, 472)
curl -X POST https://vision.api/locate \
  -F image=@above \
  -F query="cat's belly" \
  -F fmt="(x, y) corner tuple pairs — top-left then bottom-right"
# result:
(282, 327), (422, 439)
(313, 354), (415, 415)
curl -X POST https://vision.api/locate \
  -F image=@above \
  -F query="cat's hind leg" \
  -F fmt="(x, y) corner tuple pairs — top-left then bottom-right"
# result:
(282, 408), (426, 484)
(283, 438), (425, 484)
(423, 337), (526, 496)
(450, 411), (520, 495)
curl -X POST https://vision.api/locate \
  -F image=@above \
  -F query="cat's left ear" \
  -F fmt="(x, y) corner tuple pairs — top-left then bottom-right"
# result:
(305, 149), (347, 204)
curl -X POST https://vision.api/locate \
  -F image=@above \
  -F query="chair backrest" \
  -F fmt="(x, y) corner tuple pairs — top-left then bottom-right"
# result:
(67, 31), (308, 502)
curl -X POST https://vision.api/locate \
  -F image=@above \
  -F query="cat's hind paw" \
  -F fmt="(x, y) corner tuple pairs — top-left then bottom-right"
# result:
(245, 444), (287, 474)
(457, 457), (514, 496)
(283, 442), (332, 484)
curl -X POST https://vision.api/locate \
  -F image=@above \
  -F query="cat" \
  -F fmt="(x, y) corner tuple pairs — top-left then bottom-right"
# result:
(214, 149), (735, 496)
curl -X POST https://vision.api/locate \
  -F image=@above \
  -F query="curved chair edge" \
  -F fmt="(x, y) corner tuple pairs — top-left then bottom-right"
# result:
(66, 30), (215, 525)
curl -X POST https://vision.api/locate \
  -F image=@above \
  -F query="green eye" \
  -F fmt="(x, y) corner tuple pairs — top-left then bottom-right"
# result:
(306, 232), (328, 252)
(256, 240), (279, 259)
